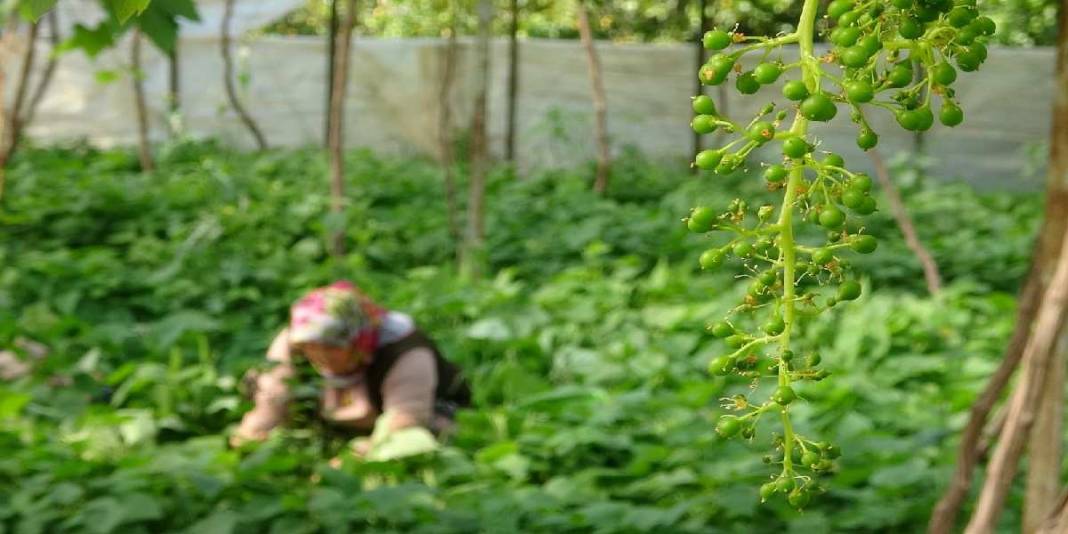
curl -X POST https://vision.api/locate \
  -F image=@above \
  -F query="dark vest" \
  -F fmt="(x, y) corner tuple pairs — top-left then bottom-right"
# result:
(364, 329), (471, 415)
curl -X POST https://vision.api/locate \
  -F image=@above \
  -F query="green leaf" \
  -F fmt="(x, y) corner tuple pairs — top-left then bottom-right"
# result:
(105, 0), (151, 23)
(17, 0), (57, 22)
(154, 0), (200, 21)
(185, 510), (238, 534)
(366, 427), (440, 461)
(60, 24), (118, 58)
(137, 6), (178, 53)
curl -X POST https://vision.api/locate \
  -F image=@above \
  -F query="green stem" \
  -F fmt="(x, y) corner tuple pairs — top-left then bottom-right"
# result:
(777, 0), (820, 478)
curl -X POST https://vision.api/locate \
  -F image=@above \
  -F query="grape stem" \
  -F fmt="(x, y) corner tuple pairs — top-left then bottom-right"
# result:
(776, 0), (820, 479)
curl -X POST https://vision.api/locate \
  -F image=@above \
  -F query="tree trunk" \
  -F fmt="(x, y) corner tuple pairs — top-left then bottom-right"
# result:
(166, 43), (180, 136)
(222, 0), (268, 150)
(325, 0), (339, 148)
(1025, 345), (1065, 534)
(130, 30), (154, 172)
(692, 0), (708, 163)
(868, 148), (942, 295)
(576, 1), (609, 194)
(327, 0), (357, 258)
(438, 12), (461, 248)
(461, 0), (493, 279)
(929, 1), (1068, 528)
(504, 0), (519, 163)
(0, 21), (38, 202)
(23, 10), (60, 127)
(963, 230), (1068, 534)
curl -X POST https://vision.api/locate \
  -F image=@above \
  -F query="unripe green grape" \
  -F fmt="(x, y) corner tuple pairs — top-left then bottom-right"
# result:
(800, 93), (838, 121)
(826, 0), (853, 19)
(692, 115), (717, 134)
(853, 195), (878, 215)
(773, 385), (797, 405)
(812, 248), (834, 264)
(716, 415), (743, 437)
(700, 249), (726, 269)
(844, 80), (874, 103)
(940, 101), (964, 127)
(733, 240), (754, 257)
(801, 450), (820, 467)
(823, 152), (845, 168)
(782, 137), (811, 158)
(747, 121), (776, 144)
(858, 34), (882, 56)
(764, 315), (786, 335)
(709, 355), (736, 375)
(931, 62), (958, 85)
(850, 235), (878, 253)
(710, 321), (734, 338)
(841, 189), (866, 209)
(837, 280), (862, 301)
(704, 29), (732, 50)
(736, 72), (761, 95)
(688, 206), (716, 232)
(856, 128), (878, 150)
(818, 206), (846, 229)
(887, 64), (913, 88)
(693, 94), (718, 115)
(839, 46), (870, 68)
(947, 6), (977, 28)
(782, 80), (810, 101)
(764, 164), (788, 183)
(695, 149), (724, 170)
(830, 26), (861, 46)
(715, 153), (742, 174)
(753, 62), (783, 84)
(849, 173), (872, 192)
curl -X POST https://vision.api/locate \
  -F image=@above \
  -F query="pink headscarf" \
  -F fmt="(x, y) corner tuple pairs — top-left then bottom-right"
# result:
(288, 281), (386, 358)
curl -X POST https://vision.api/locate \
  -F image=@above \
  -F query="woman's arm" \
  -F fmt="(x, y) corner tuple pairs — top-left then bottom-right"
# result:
(231, 328), (295, 446)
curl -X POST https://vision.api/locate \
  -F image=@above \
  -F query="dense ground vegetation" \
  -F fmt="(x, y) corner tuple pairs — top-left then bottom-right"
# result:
(0, 142), (1042, 532)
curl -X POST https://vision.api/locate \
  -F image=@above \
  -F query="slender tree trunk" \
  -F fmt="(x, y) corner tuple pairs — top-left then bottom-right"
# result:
(692, 0), (708, 163)
(325, 0), (339, 147)
(327, 0), (357, 257)
(929, 2), (1068, 527)
(504, 0), (519, 163)
(868, 148), (942, 294)
(576, 1), (609, 194)
(166, 42), (180, 136)
(438, 13), (461, 247)
(1025, 347), (1064, 534)
(23, 10), (60, 127)
(222, 0), (267, 150)
(963, 230), (1068, 534)
(461, 0), (493, 279)
(130, 30), (154, 172)
(0, 21), (38, 202)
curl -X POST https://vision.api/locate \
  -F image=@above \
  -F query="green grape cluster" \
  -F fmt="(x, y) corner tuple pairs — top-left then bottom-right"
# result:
(687, 0), (992, 508)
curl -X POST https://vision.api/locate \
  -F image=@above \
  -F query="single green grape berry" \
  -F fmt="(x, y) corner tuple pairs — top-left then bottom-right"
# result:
(758, 269), (777, 286)
(760, 482), (777, 501)
(710, 321), (734, 338)
(781, 350), (795, 362)
(854, 195), (877, 215)
(887, 65), (913, 88)
(764, 164), (788, 183)
(947, 6), (977, 28)
(782, 137), (811, 159)
(700, 249), (725, 269)
(891, 0), (912, 8)
(971, 42), (989, 62)
(956, 47), (982, 71)
(840, 46), (870, 68)
(850, 235), (878, 253)
(703, 29), (732, 50)
(747, 279), (767, 298)
(709, 355), (736, 375)
(746, 121), (776, 144)
(702, 54), (735, 85)
(915, 4), (940, 21)
(812, 248), (834, 264)
(806, 352), (822, 367)
(841, 189), (866, 209)
(753, 62), (783, 84)
(931, 62), (957, 85)
(736, 72), (761, 95)
(973, 15), (996, 36)
(692, 95), (717, 115)
(688, 206), (715, 232)
(800, 93), (838, 122)
(764, 315), (786, 335)
(858, 34), (882, 56)
(850, 173), (873, 192)
(801, 450), (820, 467)
(857, 128), (878, 150)
(823, 444), (842, 459)
(941, 101), (964, 127)
(823, 152), (845, 168)
(716, 415), (743, 437)
(733, 240), (754, 257)
(773, 385), (797, 405)
(788, 489), (811, 509)
(956, 26), (978, 46)
(827, 0), (853, 19)
(725, 334), (748, 348)
(899, 18), (925, 39)
(819, 206), (846, 229)
(695, 149), (724, 170)
(691, 115), (717, 134)
(715, 154), (742, 175)
(783, 80), (810, 101)
(774, 476), (795, 493)
(838, 10), (861, 26)
(831, 26), (861, 46)
(844, 80), (874, 103)
(837, 280), (862, 301)
(896, 107), (934, 131)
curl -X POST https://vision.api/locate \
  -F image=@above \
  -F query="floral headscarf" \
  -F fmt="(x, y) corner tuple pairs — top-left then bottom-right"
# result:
(289, 281), (386, 358)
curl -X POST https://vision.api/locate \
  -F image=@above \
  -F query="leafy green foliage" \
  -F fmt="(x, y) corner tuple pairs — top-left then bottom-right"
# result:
(0, 142), (1038, 531)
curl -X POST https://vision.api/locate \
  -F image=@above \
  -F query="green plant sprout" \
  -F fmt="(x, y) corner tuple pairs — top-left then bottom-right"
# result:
(688, 0), (993, 508)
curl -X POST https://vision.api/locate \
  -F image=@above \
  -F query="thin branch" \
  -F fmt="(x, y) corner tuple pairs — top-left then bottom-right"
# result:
(577, 1), (609, 194)
(222, 0), (268, 150)
(868, 148), (942, 295)
(504, 0), (519, 163)
(131, 29), (155, 172)
(4, 21), (39, 162)
(23, 10), (59, 127)
(327, 0), (358, 257)
(437, 17), (461, 246)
